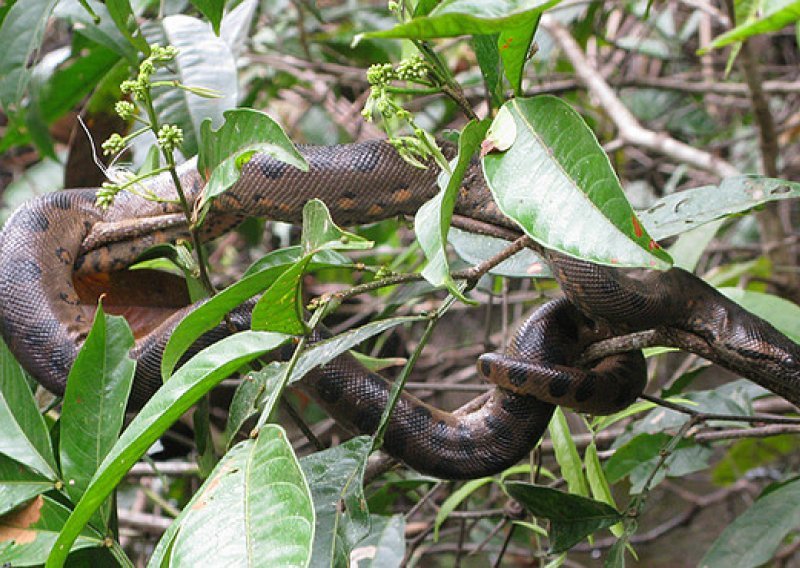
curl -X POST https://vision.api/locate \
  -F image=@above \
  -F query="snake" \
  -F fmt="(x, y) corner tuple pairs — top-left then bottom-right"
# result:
(1, 140), (799, 479)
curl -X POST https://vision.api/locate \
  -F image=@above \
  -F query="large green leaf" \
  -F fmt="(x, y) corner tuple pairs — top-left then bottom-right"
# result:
(0, 341), (57, 480)
(482, 96), (671, 269)
(638, 176), (800, 241)
(301, 436), (372, 567)
(0, 496), (104, 566)
(504, 482), (623, 553)
(198, 108), (308, 205)
(364, 0), (559, 39)
(0, 0), (59, 117)
(46, 331), (289, 567)
(60, 307), (135, 528)
(167, 426), (313, 566)
(53, 0), (138, 62)
(700, 477), (800, 567)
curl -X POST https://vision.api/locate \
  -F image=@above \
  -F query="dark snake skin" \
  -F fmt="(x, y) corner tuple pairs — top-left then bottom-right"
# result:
(0, 140), (799, 479)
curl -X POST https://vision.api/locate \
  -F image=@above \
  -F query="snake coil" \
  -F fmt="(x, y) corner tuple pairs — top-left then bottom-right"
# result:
(0, 141), (798, 479)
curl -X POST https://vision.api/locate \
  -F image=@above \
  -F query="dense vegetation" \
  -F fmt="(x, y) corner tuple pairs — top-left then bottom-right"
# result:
(0, 0), (799, 566)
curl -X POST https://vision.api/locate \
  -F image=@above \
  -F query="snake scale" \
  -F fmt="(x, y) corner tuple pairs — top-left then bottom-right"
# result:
(1, 140), (799, 479)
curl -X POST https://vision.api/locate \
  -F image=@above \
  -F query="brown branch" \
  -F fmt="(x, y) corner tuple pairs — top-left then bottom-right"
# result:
(694, 424), (800, 442)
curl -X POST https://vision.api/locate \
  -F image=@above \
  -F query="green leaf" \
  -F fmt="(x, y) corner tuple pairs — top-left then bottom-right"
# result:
(712, 436), (799, 486)
(719, 288), (800, 343)
(434, 477), (493, 540)
(471, 34), (504, 109)
(584, 443), (623, 538)
(46, 331), (289, 568)
(189, 0), (226, 35)
(251, 256), (311, 335)
(0, 454), (53, 517)
(223, 364), (284, 449)
(604, 433), (671, 484)
(199, 108), (307, 205)
(638, 176), (800, 241)
(700, 477), (800, 567)
(350, 515), (405, 568)
(60, 306), (135, 528)
(105, 0), (150, 55)
(301, 437), (372, 567)
(31, 44), (121, 134)
(499, 20), (538, 95)
(549, 408), (589, 497)
(54, 0), (138, 62)
(700, 0), (800, 53)
(504, 482), (623, 553)
(0, 340), (57, 480)
(482, 96), (671, 269)
(301, 199), (372, 254)
(145, 13), (239, 155)
(0, 496), (105, 565)
(161, 247), (349, 379)
(363, 0), (560, 39)
(606, 434), (711, 494)
(167, 426), (313, 566)
(288, 317), (427, 385)
(0, 0), (59, 118)
(590, 400), (659, 432)
(416, 119), (489, 302)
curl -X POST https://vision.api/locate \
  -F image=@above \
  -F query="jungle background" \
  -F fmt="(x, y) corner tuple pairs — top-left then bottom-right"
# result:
(1, 0), (800, 566)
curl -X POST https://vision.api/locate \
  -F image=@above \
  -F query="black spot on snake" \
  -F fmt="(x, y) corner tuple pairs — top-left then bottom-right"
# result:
(16, 209), (49, 233)
(353, 405), (381, 434)
(507, 361), (529, 388)
(354, 149), (380, 173)
(259, 159), (289, 180)
(46, 192), (73, 210)
(548, 373), (571, 399)
(315, 375), (344, 404)
(55, 247), (72, 264)
(574, 374), (596, 402)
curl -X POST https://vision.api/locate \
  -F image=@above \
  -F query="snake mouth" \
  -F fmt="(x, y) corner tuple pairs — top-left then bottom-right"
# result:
(72, 268), (191, 340)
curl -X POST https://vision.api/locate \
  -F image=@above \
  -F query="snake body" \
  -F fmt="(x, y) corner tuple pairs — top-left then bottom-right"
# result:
(1, 140), (799, 479)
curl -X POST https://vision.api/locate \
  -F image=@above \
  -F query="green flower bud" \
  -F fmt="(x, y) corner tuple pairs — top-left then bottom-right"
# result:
(101, 133), (125, 156)
(157, 124), (184, 152)
(114, 101), (136, 120)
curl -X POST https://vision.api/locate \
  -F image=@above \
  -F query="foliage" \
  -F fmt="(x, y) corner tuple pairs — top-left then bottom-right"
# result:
(0, 0), (799, 566)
